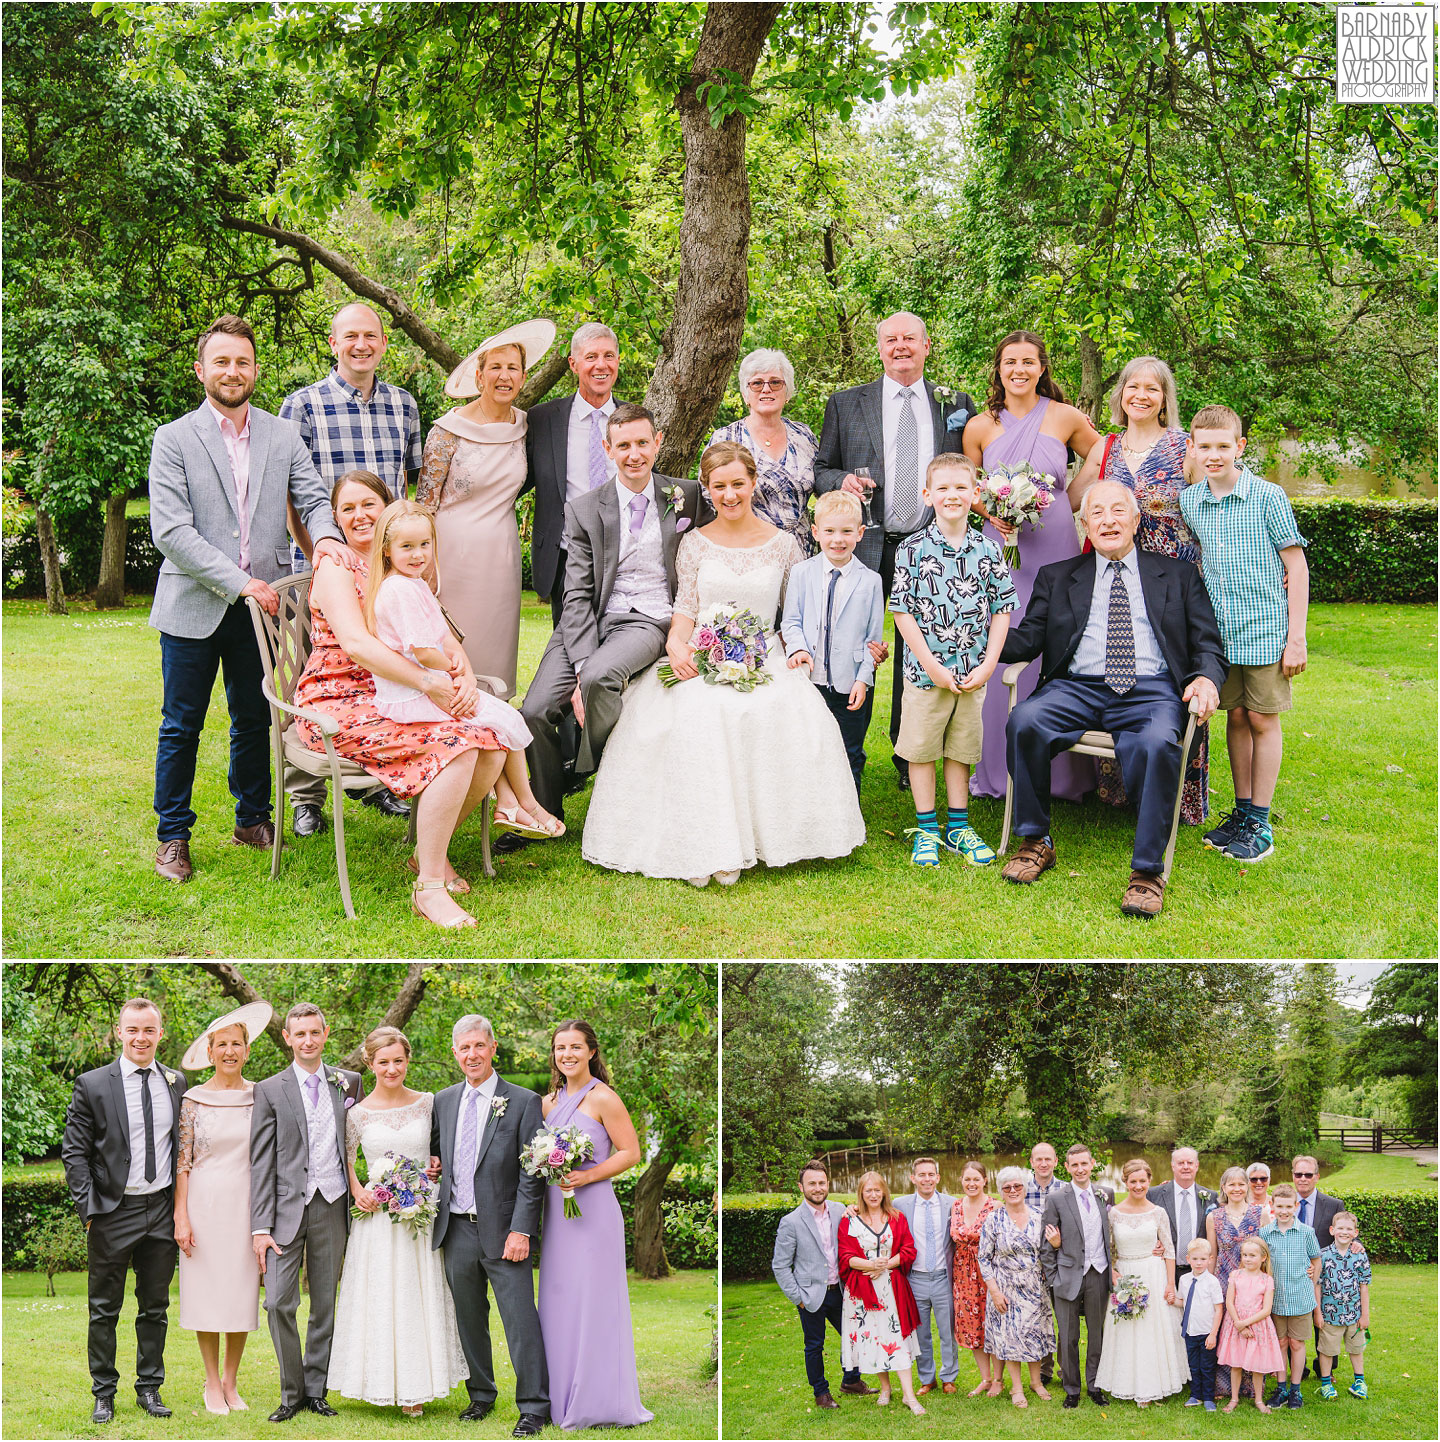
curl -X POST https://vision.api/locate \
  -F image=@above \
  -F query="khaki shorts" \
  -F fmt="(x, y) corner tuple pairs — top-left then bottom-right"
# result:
(1317, 1320), (1366, 1356)
(1273, 1311), (1314, 1343)
(1219, 660), (1292, 713)
(896, 677), (983, 765)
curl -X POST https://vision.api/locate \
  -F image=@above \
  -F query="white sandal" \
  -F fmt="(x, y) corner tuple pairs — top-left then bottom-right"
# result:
(410, 878), (476, 929)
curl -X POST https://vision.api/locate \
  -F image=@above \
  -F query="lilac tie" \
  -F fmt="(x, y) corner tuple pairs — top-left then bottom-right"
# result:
(1079, 1187), (1092, 1213)
(453, 1088), (479, 1213)
(588, 409), (607, 489)
(628, 492), (649, 535)
(305, 1072), (320, 1109)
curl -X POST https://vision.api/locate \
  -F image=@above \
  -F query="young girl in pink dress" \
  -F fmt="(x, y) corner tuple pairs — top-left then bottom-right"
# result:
(1217, 1237), (1284, 1413)
(364, 501), (563, 839)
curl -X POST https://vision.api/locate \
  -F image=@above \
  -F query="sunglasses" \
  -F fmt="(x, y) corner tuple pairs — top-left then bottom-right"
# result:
(1293, 1171), (1316, 1178)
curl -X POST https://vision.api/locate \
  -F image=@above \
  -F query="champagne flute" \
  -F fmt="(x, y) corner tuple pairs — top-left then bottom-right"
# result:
(855, 467), (876, 528)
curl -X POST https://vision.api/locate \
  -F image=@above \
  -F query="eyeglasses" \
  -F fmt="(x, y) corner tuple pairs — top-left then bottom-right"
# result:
(745, 378), (786, 392)
(1000, 1183), (1025, 1192)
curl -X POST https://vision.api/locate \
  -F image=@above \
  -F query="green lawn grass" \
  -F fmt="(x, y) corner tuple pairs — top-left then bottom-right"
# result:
(720, 1267), (1434, 1439)
(1321, 1152), (1439, 1188)
(1, 1267), (715, 1440)
(3, 596), (1434, 956)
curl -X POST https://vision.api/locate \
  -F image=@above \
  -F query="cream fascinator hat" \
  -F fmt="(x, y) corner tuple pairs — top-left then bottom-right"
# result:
(444, 319), (557, 399)
(181, 1002), (273, 1071)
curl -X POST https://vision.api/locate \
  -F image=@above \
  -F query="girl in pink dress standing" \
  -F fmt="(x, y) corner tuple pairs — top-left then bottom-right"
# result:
(1217, 1238), (1284, 1413)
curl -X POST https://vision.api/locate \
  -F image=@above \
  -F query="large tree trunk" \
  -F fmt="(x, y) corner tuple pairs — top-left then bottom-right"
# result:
(1077, 332), (1107, 424)
(647, 2), (783, 476)
(630, 1151), (674, 1280)
(94, 493), (129, 609)
(32, 434), (67, 615)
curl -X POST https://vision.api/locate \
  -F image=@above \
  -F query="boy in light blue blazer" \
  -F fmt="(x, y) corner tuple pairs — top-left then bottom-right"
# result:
(781, 491), (886, 795)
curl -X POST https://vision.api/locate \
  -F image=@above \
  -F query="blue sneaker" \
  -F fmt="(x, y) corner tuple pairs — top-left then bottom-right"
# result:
(1203, 806), (1248, 851)
(1203, 1401), (1217, 1412)
(1349, 1378), (1368, 1399)
(943, 822), (995, 865)
(1222, 815), (1275, 862)
(1318, 1379), (1339, 1400)
(906, 827), (941, 867)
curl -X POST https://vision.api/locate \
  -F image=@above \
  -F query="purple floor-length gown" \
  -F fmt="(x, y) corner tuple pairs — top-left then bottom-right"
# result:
(972, 397), (1096, 803)
(537, 1077), (654, 1430)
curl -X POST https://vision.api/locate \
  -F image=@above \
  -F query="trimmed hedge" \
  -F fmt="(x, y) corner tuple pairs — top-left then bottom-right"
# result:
(2, 1169), (70, 1270)
(720, 1186), (1437, 1277)
(2, 503), (163, 599)
(1290, 497), (1437, 604)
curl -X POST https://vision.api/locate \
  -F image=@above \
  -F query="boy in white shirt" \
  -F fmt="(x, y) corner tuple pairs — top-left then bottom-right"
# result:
(1176, 1238), (1225, 1410)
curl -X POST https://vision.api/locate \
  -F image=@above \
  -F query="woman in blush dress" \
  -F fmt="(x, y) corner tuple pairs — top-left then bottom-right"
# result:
(173, 1003), (272, 1416)
(950, 1160), (1000, 1395)
(537, 1019), (653, 1430)
(978, 1167), (1055, 1408)
(964, 331), (1101, 804)
(418, 319), (556, 698)
(1207, 1166), (1267, 1400)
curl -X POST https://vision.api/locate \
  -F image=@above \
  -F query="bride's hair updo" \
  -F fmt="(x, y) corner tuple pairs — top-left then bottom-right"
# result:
(362, 1025), (412, 1070)
(1121, 1157), (1152, 1183)
(699, 440), (757, 488)
(548, 1018), (610, 1095)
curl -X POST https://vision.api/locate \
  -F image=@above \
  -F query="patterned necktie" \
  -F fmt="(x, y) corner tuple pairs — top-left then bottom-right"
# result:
(137, 1068), (157, 1183)
(822, 569), (840, 686)
(1178, 1190), (1191, 1252)
(892, 386), (920, 533)
(1078, 1186), (1092, 1213)
(926, 1197), (940, 1271)
(588, 409), (607, 489)
(305, 1072), (320, 1110)
(1299, 1196), (1309, 1225)
(454, 1088), (480, 1212)
(628, 492), (649, 536)
(1105, 560), (1136, 694)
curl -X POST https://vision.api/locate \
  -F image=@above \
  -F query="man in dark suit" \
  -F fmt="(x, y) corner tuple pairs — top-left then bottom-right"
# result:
(999, 479), (1226, 916)
(1148, 1147), (1217, 1280)
(814, 312), (976, 787)
(61, 997), (189, 1425)
(430, 1015), (548, 1436)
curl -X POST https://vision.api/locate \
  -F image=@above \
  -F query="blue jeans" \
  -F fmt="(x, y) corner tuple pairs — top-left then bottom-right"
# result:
(154, 602), (270, 841)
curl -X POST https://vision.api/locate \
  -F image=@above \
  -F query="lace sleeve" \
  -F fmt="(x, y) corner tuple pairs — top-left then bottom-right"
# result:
(1155, 1206), (1176, 1260)
(345, 1106), (364, 1177)
(775, 534), (803, 622)
(415, 427), (460, 508)
(674, 532), (703, 620)
(176, 1096), (197, 1175)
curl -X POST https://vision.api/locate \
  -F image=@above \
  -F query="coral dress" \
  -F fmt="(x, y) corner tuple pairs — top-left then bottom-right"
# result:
(294, 560), (502, 799)
(1217, 1270), (1284, 1375)
(951, 1196), (997, 1350)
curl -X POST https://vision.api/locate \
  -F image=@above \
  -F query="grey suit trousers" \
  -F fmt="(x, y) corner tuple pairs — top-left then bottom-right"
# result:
(1055, 1264), (1109, 1397)
(909, 1268), (959, 1384)
(262, 1192), (347, 1406)
(441, 1216), (548, 1413)
(521, 610), (669, 818)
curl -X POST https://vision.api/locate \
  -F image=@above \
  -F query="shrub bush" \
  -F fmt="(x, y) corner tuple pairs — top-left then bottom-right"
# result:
(1327, 1188), (1438, 1263)
(2, 496), (163, 599)
(1, 1169), (72, 1269)
(1290, 497), (1437, 603)
(22, 1209), (88, 1296)
(722, 1193), (840, 1280)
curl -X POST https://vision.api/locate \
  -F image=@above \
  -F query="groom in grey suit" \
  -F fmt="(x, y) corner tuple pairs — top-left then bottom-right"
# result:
(1039, 1142), (1115, 1408)
(430, 1014), (548, 1436)
(249, 1003), (362, 1422)
(519, 403), (706, 822)
(148, 313), (348, 882)
(894, 1158), (959, 1392)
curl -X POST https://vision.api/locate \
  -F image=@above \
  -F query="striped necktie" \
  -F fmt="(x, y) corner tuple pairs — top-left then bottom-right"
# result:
(891, 387), (920, 532)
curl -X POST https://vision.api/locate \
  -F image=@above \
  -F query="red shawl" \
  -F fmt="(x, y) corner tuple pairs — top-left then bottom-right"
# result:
(838, 1209), (922, 1338)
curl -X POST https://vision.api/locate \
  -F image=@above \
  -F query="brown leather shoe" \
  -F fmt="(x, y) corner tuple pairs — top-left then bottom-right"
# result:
(814, 1394), (839, 1410)
(917, 1383), (935, 1396)
(232, 821), (276, 850)
(154, 839), (192, 882)
(942, 1383), (957, 1394)
(839, 1381), (879, 1395)
(1121, 869), (1165, 918)
(1001, 837), (1056, 884)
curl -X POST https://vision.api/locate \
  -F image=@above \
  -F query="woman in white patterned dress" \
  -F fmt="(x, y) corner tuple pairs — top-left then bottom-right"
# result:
(582, 442), (866, 885)
(328, 1027), (467, 1417)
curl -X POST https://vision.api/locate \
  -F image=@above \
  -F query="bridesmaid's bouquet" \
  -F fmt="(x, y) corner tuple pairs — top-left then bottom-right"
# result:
(520, 1123), (595, 1219)
(352, 1152), (437, 1236)
(977, 462), (1055, 570)
(657, 604), (773, 691)
(1110, 1271), (1150, 1321)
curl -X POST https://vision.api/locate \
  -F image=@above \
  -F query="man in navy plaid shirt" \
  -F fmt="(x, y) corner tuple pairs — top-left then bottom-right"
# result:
(279, 302), (423, 835)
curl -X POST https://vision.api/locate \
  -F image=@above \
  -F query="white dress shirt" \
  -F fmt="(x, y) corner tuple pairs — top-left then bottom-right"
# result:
(1178, 1269), (1225, 1335)
(119, 1054), (175, 1193)
(604, 478), (671, 622)
(449, 1070), (498, 1212)
(1072, 1181), (1107, 1273)
(203, 398), (252, 571)
(292, 1059), (346, 1204)
(881, 373), (936, 532)
(1069, 544), (1168, 677)
(565, 394), (618, 509)
(813, 556), (865, 687)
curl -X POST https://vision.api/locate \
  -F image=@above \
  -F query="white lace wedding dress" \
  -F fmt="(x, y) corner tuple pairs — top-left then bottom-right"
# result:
(327, 1094), (468, 1407)
(1094, 1204), (1189, 1404)
(582, 530), (867, 879)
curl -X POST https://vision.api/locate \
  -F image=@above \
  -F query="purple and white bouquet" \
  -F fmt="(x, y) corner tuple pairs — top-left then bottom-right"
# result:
(977, 461), (1055, 570)
(657, 603), (773, 691)
(351, 1151), (437, 1236)
(1110, 1271), (1149, 1322)
(520, 1122), (596, 1219)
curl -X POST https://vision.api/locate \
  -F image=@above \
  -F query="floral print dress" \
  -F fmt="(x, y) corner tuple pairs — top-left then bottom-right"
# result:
(951, 1195), (998, 1349)
(840, 1217), (922, 1374)
(708, 417), (819, 556)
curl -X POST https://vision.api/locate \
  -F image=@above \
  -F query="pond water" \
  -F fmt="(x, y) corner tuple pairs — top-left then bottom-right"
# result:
(822, 1146), (1337, 1197)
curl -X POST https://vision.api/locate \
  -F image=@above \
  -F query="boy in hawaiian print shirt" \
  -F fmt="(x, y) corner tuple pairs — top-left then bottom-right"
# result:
(1313, 1212), (1371, 1400)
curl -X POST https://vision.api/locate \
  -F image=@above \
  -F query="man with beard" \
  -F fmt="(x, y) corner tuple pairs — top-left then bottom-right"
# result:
(147, 313), (351, 882)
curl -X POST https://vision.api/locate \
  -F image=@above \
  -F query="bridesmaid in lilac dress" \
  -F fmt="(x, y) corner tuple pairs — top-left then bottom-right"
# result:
(964, 331), (1102, 803)
(537, 1020), (654, 1431)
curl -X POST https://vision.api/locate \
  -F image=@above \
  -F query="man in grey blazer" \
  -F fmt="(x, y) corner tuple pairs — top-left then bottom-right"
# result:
(148, 314), (348, 882)
(429, 1014), (548, 1436)
(519, 403), (706, 822)
(1148, 1146), (1217, 1281)
(893, 1158), (959, 1393)
(249, 1003), (362, 1423)
(1039, 1142), (1114, 1409)
(771, 1160), (872, 1410)
(813, 312), (977, 787)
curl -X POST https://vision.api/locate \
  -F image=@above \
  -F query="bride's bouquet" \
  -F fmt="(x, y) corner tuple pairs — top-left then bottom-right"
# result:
(520, 1123), (596, 1219)
(977, 462), (1055, 570)
(656, 604), (773, 691)
(351, 1152), (437, 1236)
(1110, 1271), (1150, 1321)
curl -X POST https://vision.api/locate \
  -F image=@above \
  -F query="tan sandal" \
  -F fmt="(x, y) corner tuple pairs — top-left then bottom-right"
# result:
(493, 804), (565, 840)
(410, 877), (476, 928)
(405, 855), (470, 895)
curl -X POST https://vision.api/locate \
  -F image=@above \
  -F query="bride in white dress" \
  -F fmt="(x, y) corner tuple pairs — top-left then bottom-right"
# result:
(583, 441), (866, 884)
(328, 1027), (467, 1416)
(1094, 1158), (1189, 1406)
